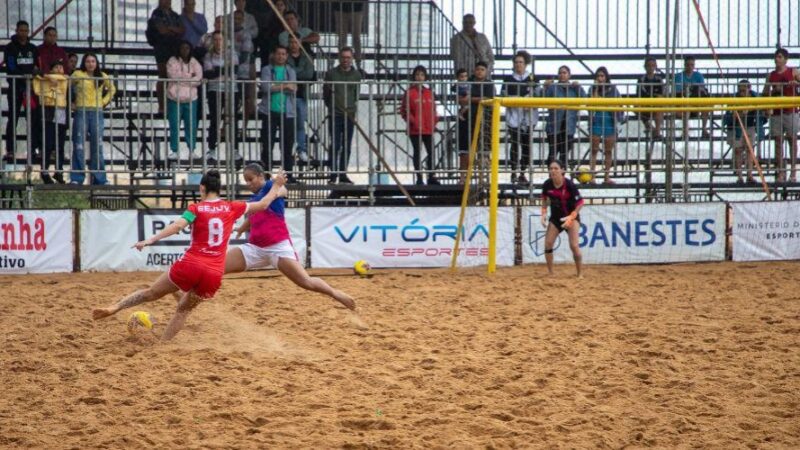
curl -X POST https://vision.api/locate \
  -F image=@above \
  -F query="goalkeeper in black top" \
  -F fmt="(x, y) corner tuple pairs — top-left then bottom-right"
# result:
(540, 160), (584, 278)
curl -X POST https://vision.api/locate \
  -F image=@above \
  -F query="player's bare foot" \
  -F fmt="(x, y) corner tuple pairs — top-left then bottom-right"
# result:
(333, 291), (356, 310)
(92, 307), (117, 320)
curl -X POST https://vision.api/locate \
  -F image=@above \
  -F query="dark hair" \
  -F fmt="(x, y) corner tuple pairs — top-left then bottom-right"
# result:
(463, 14), (475, 21)
(775, 48), (790, 59)
(591, 66), (612, 96)
(339, 46), (354, 56)
(43, 26), (57, 35)
(644, 56), (657, 65)
(200, 169), (222, 194)
(548, 159), (564, 169)
(16, 20), (29, 29)
(513, 50), (531, 65)
(455, 68), (468, 77)
(284, 10), (298, 19)
(411, 65), (428, 81)
(558, 65), (571, 75)
(273, 44), (288, 53)
(176, 40), (193, 60)
(50, 59), (64, 70)
(684, 55), (696, 62)
(79, 53), (103, 76)
(243, 163), (265, 177)
(68, 52), (78, 59)
(475, 61), (488, 69)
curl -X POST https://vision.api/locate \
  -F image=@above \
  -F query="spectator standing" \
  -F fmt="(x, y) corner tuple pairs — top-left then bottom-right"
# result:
(323, 47), (361, 184)
(637, 57), (665, 139)
(450, 14), (494, 74)
(180, 0), (208, 56)
(674, 55), (710, 138)
(3, 20), (39, 163)
(257, 0), (288, 65)
(334, 0), (367, 67)
(202, 31), (240, 163)
(400, 65), (440, 185)
(38, 27), (71, 75)
(724, 80), (762, 184)
(70, 53), (115, 185)
(200, 15), (222, 51)
(589, 66), (621, 184)
(278, 10), (320, 52)
(452, 68), (470, 170)
(543, 65), (586, 168)
(458, 61), (494, 181)
(287, 36), (314, 164)
(258, 45), (298, 182)
(33, 60), (68, 184)
(501, 50), (539, 184)
(67, 53), (79, 72)
(763, 48), (800, 182)
(166, 41), (203, 162)
(146, 0), (185, 114)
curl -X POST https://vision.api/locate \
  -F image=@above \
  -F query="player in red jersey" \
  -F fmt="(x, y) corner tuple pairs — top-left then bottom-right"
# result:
(92, 169), (288, 340)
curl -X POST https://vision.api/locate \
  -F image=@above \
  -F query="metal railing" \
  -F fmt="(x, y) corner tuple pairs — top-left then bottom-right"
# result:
(2, 73), (798, 204)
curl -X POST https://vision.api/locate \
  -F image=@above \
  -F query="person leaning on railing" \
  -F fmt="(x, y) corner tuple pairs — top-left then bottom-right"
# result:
(33, 59), (68, 184)
(763, 47), (800, 183)
(70, 53), (116, 186)
(637, 57), (665, 140)
(543, 65), (585, 170)
(589, 66), (622, 185)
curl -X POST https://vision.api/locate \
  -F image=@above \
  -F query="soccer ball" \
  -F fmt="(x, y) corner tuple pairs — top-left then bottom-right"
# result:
(575, 166), (594, 184)
(353, 260), (372, 277)
(127, 311), (155, 334)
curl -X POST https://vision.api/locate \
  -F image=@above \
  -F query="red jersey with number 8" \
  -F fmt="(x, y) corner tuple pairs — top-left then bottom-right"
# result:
(181, 199), (249, 271)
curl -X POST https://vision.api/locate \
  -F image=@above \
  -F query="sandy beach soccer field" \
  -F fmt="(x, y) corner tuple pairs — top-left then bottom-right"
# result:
(1, 262), (798, 448)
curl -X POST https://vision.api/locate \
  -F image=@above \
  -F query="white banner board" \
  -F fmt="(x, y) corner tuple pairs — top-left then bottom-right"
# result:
(81, 209), (307, 272)
(310, 207), (515, 268)
(0, 210), (73, 274)
(521, 203), (726, 264)
(732, 201), (800, 261)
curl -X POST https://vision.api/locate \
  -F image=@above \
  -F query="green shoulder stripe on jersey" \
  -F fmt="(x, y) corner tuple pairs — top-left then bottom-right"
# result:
(181, 210), (197, 223)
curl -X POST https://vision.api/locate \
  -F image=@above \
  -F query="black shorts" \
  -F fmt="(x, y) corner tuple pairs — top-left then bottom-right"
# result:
(549, 213), (580, 232)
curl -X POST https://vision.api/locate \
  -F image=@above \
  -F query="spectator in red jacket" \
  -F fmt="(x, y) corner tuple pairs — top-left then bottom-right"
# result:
(38, 26), (71, 75)
(400, 65), (440, 185)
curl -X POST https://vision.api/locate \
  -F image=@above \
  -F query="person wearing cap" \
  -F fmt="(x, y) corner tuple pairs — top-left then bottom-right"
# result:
(33, 59), (69, 183)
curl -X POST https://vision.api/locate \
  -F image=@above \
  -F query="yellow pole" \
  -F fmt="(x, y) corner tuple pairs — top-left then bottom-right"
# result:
(450, 104), (484, 271)
(488, 99), (501, 274)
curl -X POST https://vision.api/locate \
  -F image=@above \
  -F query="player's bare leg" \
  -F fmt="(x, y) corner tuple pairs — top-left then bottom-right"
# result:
(92, 272), (179, 320)
(162, 291), (203, 340)
(277, 257), (356, 310)
(567, 222), (583, 279)
(223, 247), (248, 274)
(544, 223), (559, 276)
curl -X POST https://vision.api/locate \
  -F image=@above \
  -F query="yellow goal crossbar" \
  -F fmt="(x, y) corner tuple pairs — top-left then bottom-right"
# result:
(454, 95), (800, 274)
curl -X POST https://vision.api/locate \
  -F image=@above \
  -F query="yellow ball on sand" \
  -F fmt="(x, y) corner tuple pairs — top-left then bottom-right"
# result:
(576, 166), (594, 184)
(353, 260), (372, 277)
(127, 311), (155, 334)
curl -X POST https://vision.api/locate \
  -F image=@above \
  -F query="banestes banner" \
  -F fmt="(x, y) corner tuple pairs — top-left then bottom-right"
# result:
(521, 203), (726, 264)
(732, 201), (800, 261)
(0, 210), (73, 274)
(310, 207), (515, 268)
(81, 209), (307, 271)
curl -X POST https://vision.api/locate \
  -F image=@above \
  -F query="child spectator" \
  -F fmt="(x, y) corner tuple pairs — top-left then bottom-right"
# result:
(400, 65), (440, 185)
(33, 60), (68, 184)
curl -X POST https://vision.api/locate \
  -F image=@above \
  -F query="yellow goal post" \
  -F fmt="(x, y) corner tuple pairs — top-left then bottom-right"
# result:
(451, 96), (800, 274)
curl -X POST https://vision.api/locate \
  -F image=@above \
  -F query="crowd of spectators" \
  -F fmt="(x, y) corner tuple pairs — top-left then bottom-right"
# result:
(2, 6), (799, 187)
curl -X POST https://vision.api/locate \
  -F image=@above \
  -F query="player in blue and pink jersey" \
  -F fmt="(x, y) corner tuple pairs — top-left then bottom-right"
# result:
(224, 163), (356, 310)
(91, 169), (288, 340)
(540, 159), (584, 278)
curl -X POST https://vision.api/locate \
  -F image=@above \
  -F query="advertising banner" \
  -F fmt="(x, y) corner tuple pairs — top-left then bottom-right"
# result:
(0, 210), (73, 274)
(732, 201), (800, 261)
(81, 209), (307, 271)
(521, 203), (726, 264)
(310, 207), (515, 268)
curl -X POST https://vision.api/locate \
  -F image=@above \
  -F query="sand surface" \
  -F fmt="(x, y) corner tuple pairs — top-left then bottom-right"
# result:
(1, 262), (799, 448)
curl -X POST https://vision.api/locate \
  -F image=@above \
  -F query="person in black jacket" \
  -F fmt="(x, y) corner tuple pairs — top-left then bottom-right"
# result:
(3, 20), (39, 163)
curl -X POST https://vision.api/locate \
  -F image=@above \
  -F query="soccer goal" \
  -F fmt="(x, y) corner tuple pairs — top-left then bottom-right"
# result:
(452, 95), (800, 273)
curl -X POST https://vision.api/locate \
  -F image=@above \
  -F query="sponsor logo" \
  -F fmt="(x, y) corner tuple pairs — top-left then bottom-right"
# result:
(0, 214), (46, 251)
(527, 213), (562, 256)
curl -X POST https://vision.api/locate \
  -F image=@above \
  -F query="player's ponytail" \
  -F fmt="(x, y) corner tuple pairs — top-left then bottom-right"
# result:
(200, 170), (222, 194)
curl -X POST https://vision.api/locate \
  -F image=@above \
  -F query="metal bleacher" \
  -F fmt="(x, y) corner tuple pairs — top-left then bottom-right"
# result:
(1, 0), (800, 209)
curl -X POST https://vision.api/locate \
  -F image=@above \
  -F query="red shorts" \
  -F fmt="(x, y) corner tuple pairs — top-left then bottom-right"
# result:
(168, 260), (223, 299)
